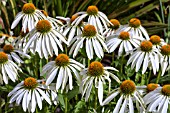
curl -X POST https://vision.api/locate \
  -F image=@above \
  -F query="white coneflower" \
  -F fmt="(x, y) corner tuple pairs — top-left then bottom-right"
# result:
(0, 52), (21, 84)
(11, 3), (46, 33)
(80, 61), (119, 105)
(3, 44), (30, 64)
(149, 35), (166, 49)
(0, 33), (16, 45)
(106, 31), (141, 56)
(127, 40), (160, 75)
(41, 54), (84, 93)
(56, 14), (84, 45)
(40, 10), (63, 29)
(12, 29), (29, 50)
(69, 24), (108, 59)
(8, 77), (52, 113)
(124, 18), (149, 40)
(23, 19), (68, 59)
(71, 5), (111, 34)
(102, 80), (145, 113)
(103, 19), (124, 37)
(143, 85), (170, 113)
(159, 44), (170, 76)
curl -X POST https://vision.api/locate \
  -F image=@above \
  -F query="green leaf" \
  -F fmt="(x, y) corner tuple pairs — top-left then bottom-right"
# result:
(67, 86), (79, 100)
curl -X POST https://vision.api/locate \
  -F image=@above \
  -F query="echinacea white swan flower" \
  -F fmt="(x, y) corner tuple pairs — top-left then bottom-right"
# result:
(149, 35), (166, 49)
(103, 19), (124, 37)
(8, 77), (52, 113)
(23, 19), (68, 59)
(56, 15), (84, 45)
(11, 3), (46, 33)
(106, 31), (141, 56)
(127, 40), (160, 75)
(71, 5), (112, 34)
(102, 80), (145, 113)
(41, 54), (84, 93)
(3, 44), (30, 64)
(80, 61), (120, 105)
(143, 85), (170, 113)
(159, 44), (170, 76)
(124, 18), (149, 40)
(0, 52), (21, 84)
(69, 24), (108, 59)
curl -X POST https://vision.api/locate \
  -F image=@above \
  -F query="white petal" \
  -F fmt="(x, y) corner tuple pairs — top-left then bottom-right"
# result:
(11, 12), (23, 29)
(46, 67), (58, 85)
(56, 67), (64, 90)
(113, 95), (123, 113)
(37, 88), (51, 105)
(66, 67), (73, 90)
(142, 53), (149, 74)
(102, 90), (120, 105)
(119, 97), (128, 113)
(129, 95), (134, 113)
(136, 52), (145, 72)
(35, 89), (42, 110)
(31, 90), (36, 113)
(98, 78), (103, 105)
(22, 90), (28, 112)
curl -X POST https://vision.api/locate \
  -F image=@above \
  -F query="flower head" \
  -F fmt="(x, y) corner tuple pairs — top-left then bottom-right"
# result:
(140, 40), (153, 52)
(150, 35), (161, 45)
(109, 19), (120, 30)
(55, 54), (70, 66)
(22, 3), (36, 14)
(120, 80), (136, 95)
(70, 15), (79, 23)
(124, 18), (149, 40)
(87, 6), (98, 15)
(83, 25), (97, 37)
(119, 31), (130, 40)
(3, 44), (14, 53)
(24, 77), (38, 89)
(161, 44), (170, 56)
(106, 31), (140, 56)
(36, 20), (52, 33)
(162, 85), (170, 96)
(129, 18), (141, 28)
(40, 10), (48, 17)
(0, 52), (8, 64)
(88, 61), (104, 76)
(147, 83), (159, 92)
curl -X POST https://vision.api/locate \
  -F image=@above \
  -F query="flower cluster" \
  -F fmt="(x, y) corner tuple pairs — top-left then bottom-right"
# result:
(0, 2), (169, 113)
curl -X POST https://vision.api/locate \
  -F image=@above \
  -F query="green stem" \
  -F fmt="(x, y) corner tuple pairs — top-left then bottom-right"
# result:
(88, 59), (90, 66)
(156, 70), (161, 83)
(147, 70), (151, 84)
(120, 56), (124, 74)
(94, 88), (98, 110)
(141, 74), (145, 85)
(65, 96), (68, 113)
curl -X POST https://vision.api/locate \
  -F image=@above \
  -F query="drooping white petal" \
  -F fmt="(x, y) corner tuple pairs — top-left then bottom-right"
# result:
(113, 95), (123, 113)
(98, 78), (103, 105)
(102, 90), (120, 105)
